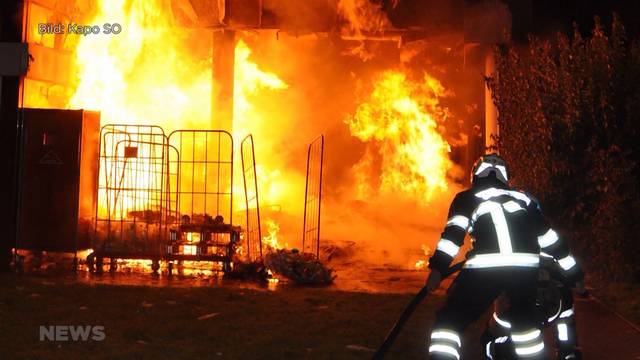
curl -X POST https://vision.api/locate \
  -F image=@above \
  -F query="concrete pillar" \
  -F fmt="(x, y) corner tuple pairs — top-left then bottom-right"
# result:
(484, 48), (498, 152)
(211, 30), (236, 132)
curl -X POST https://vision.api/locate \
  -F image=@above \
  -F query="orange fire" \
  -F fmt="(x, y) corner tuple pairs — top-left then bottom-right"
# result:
(233, 40), (289, 125)
(262, 219), (289, 251)
(414, 244), (432, 270)
(68, 0), (211, 131)
(346, 70), (452, 204)
(231, 40), (291, 214)
(54, 0), (291, 224)
(23, 0), (457, 268)
(338, 0), (391, 37)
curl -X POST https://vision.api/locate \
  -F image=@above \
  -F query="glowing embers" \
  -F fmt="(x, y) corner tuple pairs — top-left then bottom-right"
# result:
(166, 218), (237, 258)
(168, 235), (199, 256)
(166, 229), (231, 257)
(182, 244), (197, 256)
(414, 244), (432, 270)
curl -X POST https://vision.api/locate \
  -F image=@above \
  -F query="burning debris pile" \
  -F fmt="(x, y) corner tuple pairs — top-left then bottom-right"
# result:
(265, 249), (335, 285)
(224, 260), (269, 281)
(225, 248), (335, 285)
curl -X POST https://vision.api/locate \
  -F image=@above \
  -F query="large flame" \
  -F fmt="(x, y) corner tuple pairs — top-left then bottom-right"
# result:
(61, 0), (290, 224)
(232, 40), (291, 212)
(23, 0), (458, 267)
(68, 0), (211, 130)
(346, 70), (452, 203)
(233, 40), (289, 125)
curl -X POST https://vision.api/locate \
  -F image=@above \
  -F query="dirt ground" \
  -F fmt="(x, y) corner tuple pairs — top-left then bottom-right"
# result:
(0, 273), (458, 360)
(1, 257), (639, 359)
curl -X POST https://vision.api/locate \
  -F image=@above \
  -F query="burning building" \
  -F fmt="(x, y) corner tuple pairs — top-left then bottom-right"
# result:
(0, 0), (532, 274)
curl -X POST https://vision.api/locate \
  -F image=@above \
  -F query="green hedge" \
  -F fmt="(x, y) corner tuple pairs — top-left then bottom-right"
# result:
(486, 15), (640, 281)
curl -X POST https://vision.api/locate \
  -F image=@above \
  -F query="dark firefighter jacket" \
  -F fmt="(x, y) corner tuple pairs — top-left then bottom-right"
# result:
(428, 177), (583, 284)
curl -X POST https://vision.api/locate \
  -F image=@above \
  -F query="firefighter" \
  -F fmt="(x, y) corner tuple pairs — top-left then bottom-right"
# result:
(425, 153), (581, 360)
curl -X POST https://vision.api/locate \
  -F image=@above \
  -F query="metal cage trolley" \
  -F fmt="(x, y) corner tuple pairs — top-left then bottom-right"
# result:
(164, 130), (240, 273)
(89, 124), (176, 272)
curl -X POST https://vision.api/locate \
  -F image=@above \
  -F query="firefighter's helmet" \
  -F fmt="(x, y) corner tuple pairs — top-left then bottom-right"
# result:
(471, 153), (509, 184)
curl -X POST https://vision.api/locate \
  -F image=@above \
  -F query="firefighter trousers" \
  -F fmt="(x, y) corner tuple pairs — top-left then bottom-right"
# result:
(428, 267), (547, 360)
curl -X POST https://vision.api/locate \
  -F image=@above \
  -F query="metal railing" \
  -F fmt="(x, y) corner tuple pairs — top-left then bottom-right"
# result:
(302, 135), (324, 258)
(241, 134), (262, 262)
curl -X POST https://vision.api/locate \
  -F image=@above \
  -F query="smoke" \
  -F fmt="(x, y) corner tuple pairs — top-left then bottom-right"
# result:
(321, 187), (460, 268)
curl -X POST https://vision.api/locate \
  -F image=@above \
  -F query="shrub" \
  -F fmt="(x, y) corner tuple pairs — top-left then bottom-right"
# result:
(486, 14), (640, 281)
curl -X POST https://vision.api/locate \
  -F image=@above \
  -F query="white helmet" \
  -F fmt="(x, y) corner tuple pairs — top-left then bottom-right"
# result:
(471, 153), (509, 184)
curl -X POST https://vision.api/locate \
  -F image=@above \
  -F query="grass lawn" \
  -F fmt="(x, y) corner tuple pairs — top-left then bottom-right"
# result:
(0, 274), (489, 359)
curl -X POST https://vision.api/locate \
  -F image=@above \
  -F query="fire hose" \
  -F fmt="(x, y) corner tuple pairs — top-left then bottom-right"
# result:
(372, 261), (466, 360)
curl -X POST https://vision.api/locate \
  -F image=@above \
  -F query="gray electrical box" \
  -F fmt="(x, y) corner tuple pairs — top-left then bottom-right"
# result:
(17, 108), (100, 252)
(0, 42), (29, 76)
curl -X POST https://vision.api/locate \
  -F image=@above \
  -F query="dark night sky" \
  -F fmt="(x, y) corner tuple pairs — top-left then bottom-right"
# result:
(528, 0), (640, 38)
